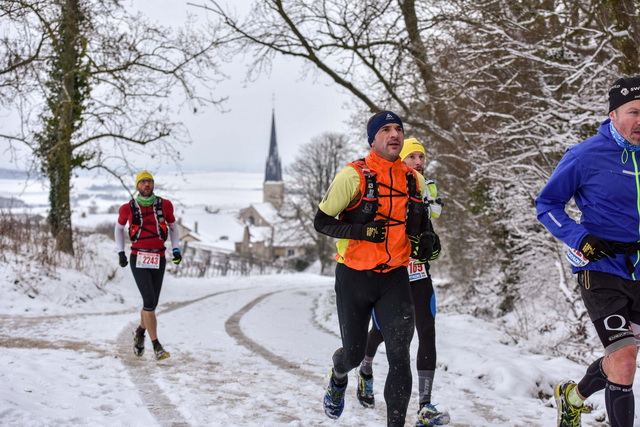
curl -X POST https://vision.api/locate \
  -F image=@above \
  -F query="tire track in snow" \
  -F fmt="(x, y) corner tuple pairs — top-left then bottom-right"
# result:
(0, 336), (105, 353)
(224, 290), (319, 377)
(219, 287), (405, 424)
(223, 288), (342, 379)
(309, 288), (340, 339)
(116, 326), (188, 427)
(116, 288), (245, 427)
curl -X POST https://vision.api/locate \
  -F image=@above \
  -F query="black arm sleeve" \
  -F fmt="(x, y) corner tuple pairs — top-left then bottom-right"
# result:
(314, 209), (360, 239)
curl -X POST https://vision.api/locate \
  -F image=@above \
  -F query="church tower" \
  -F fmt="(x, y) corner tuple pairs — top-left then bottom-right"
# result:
(264, 109), (285, 209)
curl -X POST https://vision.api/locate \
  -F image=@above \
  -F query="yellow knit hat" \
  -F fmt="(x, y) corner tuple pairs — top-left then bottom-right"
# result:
(399, 138), (426, 161)
(135, 170), (154, 187)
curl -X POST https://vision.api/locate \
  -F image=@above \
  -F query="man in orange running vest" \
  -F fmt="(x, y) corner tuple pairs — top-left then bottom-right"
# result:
(315, 111), (437, 427)
(114, 170), (182, 361)
(359, 138), (449, 427)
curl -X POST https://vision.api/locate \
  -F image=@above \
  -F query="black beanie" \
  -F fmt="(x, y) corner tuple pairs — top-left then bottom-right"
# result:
(608, 77), (640, 113)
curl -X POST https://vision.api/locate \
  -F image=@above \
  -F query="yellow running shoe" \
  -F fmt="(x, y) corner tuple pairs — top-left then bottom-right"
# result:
(554, 380), (587, 427)
(154, 344), (170, 361)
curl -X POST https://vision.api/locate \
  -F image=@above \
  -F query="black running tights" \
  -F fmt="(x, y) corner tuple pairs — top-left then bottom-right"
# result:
(365, 276), (436, 371)
(331, 263), (414, 427)
(130, 254), (166, 311)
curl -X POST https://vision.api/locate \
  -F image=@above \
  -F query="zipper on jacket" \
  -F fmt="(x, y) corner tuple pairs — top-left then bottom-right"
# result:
(633, 152), (640, 280)
(384, 166), (393, 266)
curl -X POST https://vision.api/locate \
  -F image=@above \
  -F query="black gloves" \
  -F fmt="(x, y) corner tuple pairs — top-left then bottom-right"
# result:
(172, 248), (182, 265)
(579, 235), (615, 262)
(430, 233), (441, 260)
(410, 231), (441, 263)
(416, 231), (435, 261)
(409, 235), (420, 258)
(353, 220), (387, 243)
(118, 251), (128, 267)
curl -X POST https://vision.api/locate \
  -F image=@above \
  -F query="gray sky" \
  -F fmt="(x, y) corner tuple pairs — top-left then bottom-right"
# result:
(156, 0), (358, 174)
(177, 54), (356, 174)
(0, 0), (359, 175)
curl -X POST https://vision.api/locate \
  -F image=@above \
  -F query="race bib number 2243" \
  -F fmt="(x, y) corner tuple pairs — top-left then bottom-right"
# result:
(136, 251), (160, 269)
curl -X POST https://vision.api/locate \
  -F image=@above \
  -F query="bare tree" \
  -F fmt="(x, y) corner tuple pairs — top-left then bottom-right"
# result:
(0, 0), (228, 253)
(601, 0), (640, 75)
(201, 0), (640, 356)
(279, 132), (362, 275)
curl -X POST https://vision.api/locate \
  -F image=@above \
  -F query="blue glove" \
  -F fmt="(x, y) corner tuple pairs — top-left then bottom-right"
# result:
(172, 248), (182, 265)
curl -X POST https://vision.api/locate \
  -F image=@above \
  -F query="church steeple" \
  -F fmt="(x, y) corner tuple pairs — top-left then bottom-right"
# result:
(265, 109), (282, 182)
(263, 108), (285, 209)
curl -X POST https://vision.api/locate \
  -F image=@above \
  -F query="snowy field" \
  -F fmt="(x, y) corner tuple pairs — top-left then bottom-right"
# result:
(0, 171), (631, 426)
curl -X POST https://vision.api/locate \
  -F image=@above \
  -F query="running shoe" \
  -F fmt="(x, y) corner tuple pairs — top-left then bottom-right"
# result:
(154, 344), (170, 361)
(416, 403), (450, 426)
(133, 331), (145, 357)
(356, 368), (375, 408)
(555, 380), (587, 427)
(323, 369), (347, 419)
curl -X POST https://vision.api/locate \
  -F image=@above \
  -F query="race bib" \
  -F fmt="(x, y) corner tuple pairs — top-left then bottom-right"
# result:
(136, 251), (160, 269)
(407, 260), (428, 282)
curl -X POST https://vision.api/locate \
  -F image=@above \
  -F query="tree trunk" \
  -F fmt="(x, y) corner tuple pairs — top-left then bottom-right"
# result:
(46, 0), (83, 255)
(48, 142), (73, 254)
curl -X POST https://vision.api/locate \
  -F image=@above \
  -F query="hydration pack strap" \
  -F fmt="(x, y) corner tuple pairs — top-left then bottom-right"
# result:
(129, 200), (143, 242)
(405, 172), (418, 199)
(360, 164), (377, 200)
(374, 185), (404, 228)
(154, 197), (168, 241)
(376, 172), (421, 230)
(348, 160), (377, 206)
(341, 160), (379, 225)
(128, 197), (167, 242)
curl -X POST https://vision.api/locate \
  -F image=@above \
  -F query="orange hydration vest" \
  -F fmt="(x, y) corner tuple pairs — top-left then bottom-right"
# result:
(337, 151), (423, 271)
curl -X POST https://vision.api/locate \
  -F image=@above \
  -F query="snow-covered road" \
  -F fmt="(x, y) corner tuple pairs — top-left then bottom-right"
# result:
(0, 271), (621, 426)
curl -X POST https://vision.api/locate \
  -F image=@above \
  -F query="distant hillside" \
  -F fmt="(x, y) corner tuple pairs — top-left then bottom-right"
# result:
(0, 168), (28, 180)
(0, 196), (27, 208)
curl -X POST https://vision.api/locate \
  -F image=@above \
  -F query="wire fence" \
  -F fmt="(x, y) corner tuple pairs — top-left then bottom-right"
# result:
(171, 246), (298, 278)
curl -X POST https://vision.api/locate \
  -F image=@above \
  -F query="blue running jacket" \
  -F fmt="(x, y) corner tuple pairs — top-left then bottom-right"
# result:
(536, 118), (640, 279)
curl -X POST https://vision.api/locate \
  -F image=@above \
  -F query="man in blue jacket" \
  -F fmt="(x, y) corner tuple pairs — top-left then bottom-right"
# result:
(536, 77), (640, 427)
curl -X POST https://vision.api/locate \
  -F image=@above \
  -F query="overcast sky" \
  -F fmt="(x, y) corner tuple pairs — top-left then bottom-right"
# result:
(154, 0), (360, 174)
(0, 0), (360, 175)
(178, 53), (356, 174)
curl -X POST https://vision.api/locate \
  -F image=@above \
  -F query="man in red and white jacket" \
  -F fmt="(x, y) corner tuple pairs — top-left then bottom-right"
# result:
(115, 170), (181, 361)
